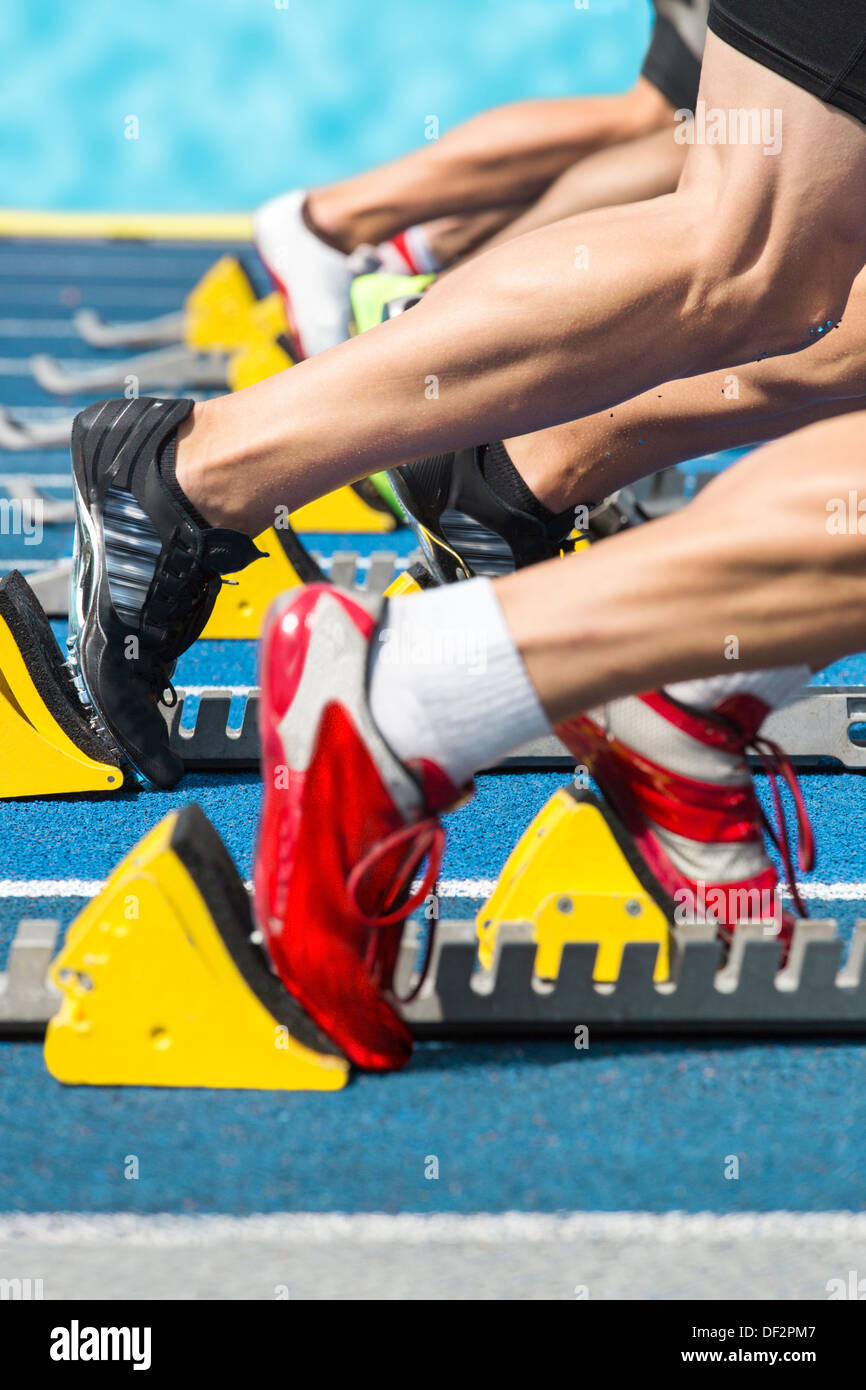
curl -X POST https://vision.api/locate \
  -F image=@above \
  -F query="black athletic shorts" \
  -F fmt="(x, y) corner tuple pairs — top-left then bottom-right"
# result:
(709, 1), (866, 124)
(642, 1), (709, 112)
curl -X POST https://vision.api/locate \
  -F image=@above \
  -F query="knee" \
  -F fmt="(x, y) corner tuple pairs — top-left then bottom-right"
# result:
(675, 184), (864, 364)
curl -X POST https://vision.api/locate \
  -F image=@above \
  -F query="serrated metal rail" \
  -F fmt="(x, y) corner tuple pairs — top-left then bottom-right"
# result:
(397, 918), (866, 1034)
(4, 916), (866, 1038)
(159, 685), (866, 772)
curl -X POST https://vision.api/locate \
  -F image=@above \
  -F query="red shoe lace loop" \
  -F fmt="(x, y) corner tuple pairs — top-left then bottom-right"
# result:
(346, 815), (446, 1004)
(748, 734), (815, 920)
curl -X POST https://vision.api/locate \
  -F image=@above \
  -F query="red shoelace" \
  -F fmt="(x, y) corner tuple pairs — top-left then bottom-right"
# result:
(346, 815), (446, 1004)
(748, 734), (815, 920)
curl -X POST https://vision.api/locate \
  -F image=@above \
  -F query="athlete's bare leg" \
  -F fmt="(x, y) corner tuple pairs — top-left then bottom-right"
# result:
(306, 79), (673, 252)
(178, 35), (866, 536)
(467, 125), (687, 257)
(420, 127), (686, 268)
(496, 413), (866, 720)
(417, 208), (528, 265)
(506, 269), (866, 508)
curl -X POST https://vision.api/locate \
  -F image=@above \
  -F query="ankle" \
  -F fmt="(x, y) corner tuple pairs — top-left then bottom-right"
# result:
(174, 405), (229, 529)
(502, 434), (583, 514)
(304, 188), (363, 255)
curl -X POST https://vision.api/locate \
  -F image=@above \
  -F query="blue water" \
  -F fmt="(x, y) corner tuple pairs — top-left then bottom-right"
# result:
(1, 0), (650, 211)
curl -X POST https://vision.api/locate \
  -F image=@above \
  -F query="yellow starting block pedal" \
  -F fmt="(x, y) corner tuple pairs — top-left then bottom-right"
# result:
(383, 561), (437, 597)
(291, 478), (399, 533)
(185, 256), (290, 353)
(202, 522), (326, 639)
(44, 804), (349, 1091)
(477, 788), (675, 984)
(0, 571), (122, 798)
(227, 329), (294, 392)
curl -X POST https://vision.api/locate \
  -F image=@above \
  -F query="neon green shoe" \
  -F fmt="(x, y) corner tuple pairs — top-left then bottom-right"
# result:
(351, 271), (435, 520)
(350, 271), (434, 334)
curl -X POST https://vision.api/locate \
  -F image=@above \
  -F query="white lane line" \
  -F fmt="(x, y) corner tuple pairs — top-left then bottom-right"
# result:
(2, 1209), (860, 1300)
(782, 883), (866, 901)
(0, 878), (105, 898)
(2, 1209), (866, 1245)
(0, 878), (862, 902)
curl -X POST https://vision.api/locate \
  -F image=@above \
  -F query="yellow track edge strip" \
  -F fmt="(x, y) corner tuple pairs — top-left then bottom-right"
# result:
(0, 209), (254, 242)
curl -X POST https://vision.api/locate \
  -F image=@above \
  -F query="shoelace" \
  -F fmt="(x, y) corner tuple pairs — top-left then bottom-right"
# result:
(146, 573), (242, 711)
(144, 670), (178, 708)
(139, 538), (222, 708)
(748, 734), (815, 920)
(346, 815), (446, 1005)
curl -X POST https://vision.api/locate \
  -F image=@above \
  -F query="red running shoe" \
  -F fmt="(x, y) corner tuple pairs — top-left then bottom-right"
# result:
(254, 584), (466, 1070)
(557, 690), (814, 946)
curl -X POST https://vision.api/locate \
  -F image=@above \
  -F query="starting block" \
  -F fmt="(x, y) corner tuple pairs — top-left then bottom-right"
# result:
(202, 522), (325, 639)
(202, 522), (423, 639)
(0, 408), (80, 452)
(290, 480), (400, 533)
(4, 791), (866, 1053)
(0, 919), (61, 1032)
(30, 342), (231, 396)
(227, 329), (294, 392)
(183, 257), (288, 354)
(44, 804), (348, 1090)
(73, 256), (290, 354)
(33, 260), (292, 396)
(383, 561), (437, 597)
(0, 570), (122, 798)
(476, 789), (673, 984)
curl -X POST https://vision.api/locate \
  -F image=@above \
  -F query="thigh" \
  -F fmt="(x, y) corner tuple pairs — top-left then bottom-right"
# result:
(677, 29), (866, 277)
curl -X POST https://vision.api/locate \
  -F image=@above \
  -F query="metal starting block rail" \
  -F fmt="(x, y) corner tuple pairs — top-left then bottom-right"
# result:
(397, 918), (866, 1036)
(73, 307), (186, 349)
(0, 920), (60, 1032)
(0, 401), (191, 452)
(0, 475), (75, 523)
(4, 916), (866, 1038)
(630, 464), (724, 517)
(159, 684), (866, 773)
(0, 407), (76, 452)
(29, 345), (229, 395)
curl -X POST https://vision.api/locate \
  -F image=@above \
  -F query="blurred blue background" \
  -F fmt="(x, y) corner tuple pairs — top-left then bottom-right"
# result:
(1, 0), (648, 210)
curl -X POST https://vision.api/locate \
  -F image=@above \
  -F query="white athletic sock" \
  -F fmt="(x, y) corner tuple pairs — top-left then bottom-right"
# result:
(376, 225), (442, 276)
(664, 665), (811, 717)
(401, 224), (442, 273)
(369, 578), (550, 785)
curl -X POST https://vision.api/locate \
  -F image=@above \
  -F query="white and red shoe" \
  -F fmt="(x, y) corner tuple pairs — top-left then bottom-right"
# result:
(253, 584), (466, 1070)
(254, 190), (355, 359)
(557, 691), (814, 945)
